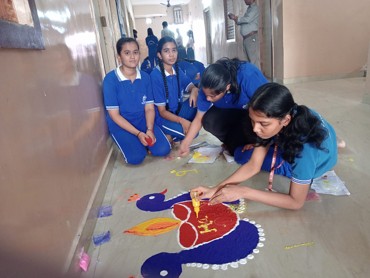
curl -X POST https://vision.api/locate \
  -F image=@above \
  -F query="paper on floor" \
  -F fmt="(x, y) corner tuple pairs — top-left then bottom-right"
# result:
(311, 170), (350, 196)
(188, 146), (223, 164)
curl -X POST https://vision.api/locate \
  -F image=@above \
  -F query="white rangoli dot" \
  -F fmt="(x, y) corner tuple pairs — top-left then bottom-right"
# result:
(212, 264), (220, 270)
(191, 263), (196, 267)
(253, 249), (260, 254)
(230, 262), (239, 268)
(160, 270), (168, 276)
(260, 237), (266, 241)
(202, 264), (210, 269)
(196, 263), (202, 268)
(247, 254), (254, 260)
(239, 258), (248, 265)
(258, 243), (264, 248)
(149, 196), (155, 200)
(221, 264), (228, 270)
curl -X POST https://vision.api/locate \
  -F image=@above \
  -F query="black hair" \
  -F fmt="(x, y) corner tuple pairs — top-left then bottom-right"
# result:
(156, 36), (181, 112)
(200, 57), (244, 102)
(116, 37), (139, 55)
(147, 28), (154, 36)
(162, 21), (168, 28)
(248, 82), (328, 164)
(187, 30), (194, 43)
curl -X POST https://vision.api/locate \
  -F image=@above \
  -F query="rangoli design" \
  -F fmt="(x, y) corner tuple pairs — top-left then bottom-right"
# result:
(124, 189), (265, 277)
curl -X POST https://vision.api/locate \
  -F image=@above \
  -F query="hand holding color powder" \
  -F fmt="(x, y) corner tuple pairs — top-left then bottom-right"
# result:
(145, 137), (154, 146)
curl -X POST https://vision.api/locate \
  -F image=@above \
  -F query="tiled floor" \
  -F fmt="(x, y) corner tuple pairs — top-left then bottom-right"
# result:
(82, 77), (370, 278)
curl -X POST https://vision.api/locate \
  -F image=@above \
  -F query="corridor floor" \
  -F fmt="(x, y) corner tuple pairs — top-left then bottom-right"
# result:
(82, 77), (370, 278)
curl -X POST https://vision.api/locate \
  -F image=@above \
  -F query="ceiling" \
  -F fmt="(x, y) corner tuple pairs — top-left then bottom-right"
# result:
(130, 0), (190, 6)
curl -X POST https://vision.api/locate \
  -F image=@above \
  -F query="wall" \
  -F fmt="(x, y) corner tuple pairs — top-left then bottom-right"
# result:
(0, 0), (111, 276)
(283, 0), (370, 83)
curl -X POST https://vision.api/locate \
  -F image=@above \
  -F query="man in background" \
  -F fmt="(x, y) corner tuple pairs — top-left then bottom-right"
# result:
(161, 21), (175, 39)
(228, 0), (260, 69)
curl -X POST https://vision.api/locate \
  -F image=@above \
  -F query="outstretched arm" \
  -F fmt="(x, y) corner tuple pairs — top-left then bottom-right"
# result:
(205, 145), (309, 209)
(178, 110), (205, 156)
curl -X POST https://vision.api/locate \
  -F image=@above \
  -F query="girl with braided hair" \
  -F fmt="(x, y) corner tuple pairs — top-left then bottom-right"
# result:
(151, 36), (199, 142)
(179, 57), (267, 157)
(191, 83), (338, 210)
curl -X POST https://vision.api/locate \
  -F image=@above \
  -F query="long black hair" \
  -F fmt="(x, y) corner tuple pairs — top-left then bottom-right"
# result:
(156, 36), (181, 112)
(248, 83), (328, 164)
(200, 57), (244, 102)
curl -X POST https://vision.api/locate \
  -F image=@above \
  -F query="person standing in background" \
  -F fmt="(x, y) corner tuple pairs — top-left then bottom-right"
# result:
(145, 28), (159, 68)
(176, 28), (187, 60)
(161, 21), (175, 39)
(228, 0), (261, 69)
(186, 30), (195, 60)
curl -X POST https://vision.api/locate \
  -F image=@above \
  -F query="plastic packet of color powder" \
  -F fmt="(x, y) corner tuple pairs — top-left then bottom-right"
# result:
(97, 205), (112, 218)
(93, 231), (111, 246)
(79, 251), (90, 272)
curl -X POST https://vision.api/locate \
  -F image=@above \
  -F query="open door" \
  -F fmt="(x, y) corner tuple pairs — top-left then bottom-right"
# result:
(203, 8), (213, 65)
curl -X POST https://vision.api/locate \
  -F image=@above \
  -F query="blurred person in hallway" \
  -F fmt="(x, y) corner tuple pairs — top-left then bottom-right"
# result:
(161, 21), (175, 39)
(228, 0), (261, 69)
(186, 30), (195, 60)
(145, 28), (159, 68)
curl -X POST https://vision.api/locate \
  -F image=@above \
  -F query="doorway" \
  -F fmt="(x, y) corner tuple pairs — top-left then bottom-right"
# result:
(203, 8), (213, 65)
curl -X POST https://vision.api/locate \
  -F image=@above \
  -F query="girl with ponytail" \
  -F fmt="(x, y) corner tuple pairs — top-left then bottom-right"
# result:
(179, 57), (267, 157)
(150, 36), (199, 142)
(191, 83), (338, 210)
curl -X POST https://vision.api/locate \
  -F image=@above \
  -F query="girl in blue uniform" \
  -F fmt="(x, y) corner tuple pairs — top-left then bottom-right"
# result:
(192, 83), (338, 210)
(179, 57), (268, 156)
(103, 37), (171, 165)
(151, 36), (199, 142)
(145, 28), (158, 68)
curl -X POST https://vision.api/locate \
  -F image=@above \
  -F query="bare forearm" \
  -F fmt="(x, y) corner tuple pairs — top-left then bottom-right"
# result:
(243, 187), (306, 210)
(145, 106), (155, 129)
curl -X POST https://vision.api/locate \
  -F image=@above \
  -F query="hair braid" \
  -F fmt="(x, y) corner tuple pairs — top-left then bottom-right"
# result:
(174, 62), (182, 114)
(158, 59), (170, 110)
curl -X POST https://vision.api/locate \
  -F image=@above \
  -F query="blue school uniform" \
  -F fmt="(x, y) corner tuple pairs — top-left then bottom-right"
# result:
(291, 111), (337, 184)
(145, 35), (159, 68)
(103, 67), (171, 165)
(197, 62), (268, 112)
(151, 66), (197, 140)
(234, 110), (337, 184)
(178, 60), (205, 87)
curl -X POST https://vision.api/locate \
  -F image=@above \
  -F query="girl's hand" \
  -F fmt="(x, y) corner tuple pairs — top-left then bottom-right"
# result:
(145, 130), (156, 146)
(208, 184), (245, 205)
(137, 131), (146, 145)
(178, 141), (190, 157)
(179, 118), (191, 134)
(242, 144), (254, 152)
(189, 87), (199, 107)
(191, 186), (217, 200)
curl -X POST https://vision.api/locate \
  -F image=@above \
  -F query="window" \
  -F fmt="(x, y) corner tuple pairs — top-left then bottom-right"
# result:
(0, 0), (44, 49)
(173, 6), (184, 25)
(224, 0), (235, 41)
